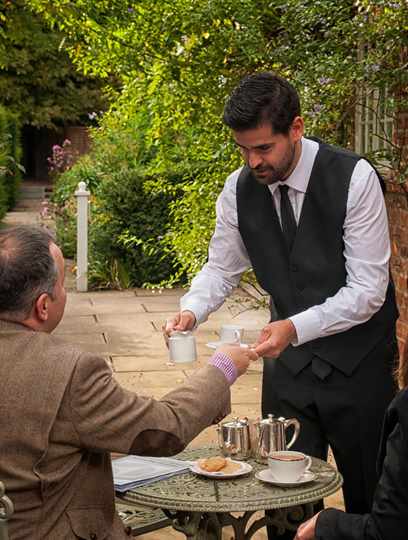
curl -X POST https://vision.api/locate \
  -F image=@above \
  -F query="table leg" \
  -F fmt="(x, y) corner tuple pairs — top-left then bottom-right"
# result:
(246, 504), (315, 538)
(163, 504), (314, 540)
(164, 510), (223, 539)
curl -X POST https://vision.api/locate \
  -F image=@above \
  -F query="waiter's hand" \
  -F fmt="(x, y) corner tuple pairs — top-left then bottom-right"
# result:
(163, 310), (196, 345)
(294, 511), (321, 540)
(254, 319), (297, 358)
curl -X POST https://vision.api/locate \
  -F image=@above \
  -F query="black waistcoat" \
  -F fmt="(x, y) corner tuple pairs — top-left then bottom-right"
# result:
(236, 139), (398, 375)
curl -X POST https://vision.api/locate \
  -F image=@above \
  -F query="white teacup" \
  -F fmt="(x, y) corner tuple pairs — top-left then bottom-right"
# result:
(168, 331), (197, 363)
(268, 451), (312, 482)
(219, 324), (244, 344)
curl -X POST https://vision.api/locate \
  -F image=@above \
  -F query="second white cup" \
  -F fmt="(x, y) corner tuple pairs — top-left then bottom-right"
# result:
(219, 324), (244, 344)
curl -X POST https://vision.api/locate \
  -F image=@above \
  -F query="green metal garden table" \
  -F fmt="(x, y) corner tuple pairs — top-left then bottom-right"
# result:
(122, 447), (343, 539)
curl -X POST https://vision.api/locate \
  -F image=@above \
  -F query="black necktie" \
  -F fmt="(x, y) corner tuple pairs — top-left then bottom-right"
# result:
(279, 185), (297, 251)
(312, 357), (333, 380)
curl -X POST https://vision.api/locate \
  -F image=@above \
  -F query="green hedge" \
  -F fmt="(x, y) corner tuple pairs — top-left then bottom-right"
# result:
(52, 112), (183, 289)
(0, 106), (22, 220)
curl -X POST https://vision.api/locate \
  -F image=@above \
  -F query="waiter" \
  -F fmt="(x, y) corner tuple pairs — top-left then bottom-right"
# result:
(165, 72), (399, 539)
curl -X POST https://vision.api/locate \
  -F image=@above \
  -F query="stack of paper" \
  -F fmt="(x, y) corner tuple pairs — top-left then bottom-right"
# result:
(112, 455), (193, 493)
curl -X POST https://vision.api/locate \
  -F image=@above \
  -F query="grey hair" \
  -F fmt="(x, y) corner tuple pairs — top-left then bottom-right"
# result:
(0, 225), (58, 320)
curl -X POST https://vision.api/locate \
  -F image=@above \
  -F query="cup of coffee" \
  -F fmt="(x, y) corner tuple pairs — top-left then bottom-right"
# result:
(168, 331), (197, 363)
(268, 451), (312, 482)
(219, 324), (244, 344)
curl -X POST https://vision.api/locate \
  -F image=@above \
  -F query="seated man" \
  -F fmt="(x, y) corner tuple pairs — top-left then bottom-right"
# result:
(0, 225), (257, 539)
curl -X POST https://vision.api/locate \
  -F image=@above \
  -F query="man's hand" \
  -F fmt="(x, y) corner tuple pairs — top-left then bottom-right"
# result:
(254, 319), (297, 358)
(216, 344), (259, 376)
(294, 511), (321, 540)
(163, 310), (197, 345)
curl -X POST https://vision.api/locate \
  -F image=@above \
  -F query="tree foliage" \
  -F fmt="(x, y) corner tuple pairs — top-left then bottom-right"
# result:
(0, 0), (110, 128)
(27, 0), (408, 286)
(0, 105), (22, 219)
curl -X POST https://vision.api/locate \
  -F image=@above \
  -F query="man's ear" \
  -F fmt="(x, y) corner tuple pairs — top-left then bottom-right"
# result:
(291, 116), (304, 142)
(34, 293), (49, 322)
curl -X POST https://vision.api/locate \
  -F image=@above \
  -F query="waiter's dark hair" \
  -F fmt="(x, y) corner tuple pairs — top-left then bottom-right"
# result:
(0, 225), (57, 319)
(223, 72), (301, 135)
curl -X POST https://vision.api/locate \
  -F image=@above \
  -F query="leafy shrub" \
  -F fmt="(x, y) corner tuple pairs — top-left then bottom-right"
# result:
(0, 106), (22, 218)
(52, 113), (182, 289)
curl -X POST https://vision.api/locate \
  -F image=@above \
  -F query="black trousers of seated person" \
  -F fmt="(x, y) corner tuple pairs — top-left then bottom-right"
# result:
(262, 331), (398, 540)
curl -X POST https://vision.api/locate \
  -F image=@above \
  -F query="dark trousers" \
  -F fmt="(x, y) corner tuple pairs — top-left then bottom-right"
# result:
(264, 331), (398, 540)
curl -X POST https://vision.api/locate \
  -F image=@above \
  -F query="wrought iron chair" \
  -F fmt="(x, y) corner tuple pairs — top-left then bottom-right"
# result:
(0, 482), (13, 540)
(116, 499), (171, 536)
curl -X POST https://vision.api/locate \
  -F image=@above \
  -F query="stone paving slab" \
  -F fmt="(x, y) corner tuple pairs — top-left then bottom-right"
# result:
(85, 296), (147, 314)
(134, 288), (186, 297)
(55, 314), (101, 334)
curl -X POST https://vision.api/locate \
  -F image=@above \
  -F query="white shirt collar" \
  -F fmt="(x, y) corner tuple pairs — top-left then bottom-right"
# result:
(268, 137), (319, 195)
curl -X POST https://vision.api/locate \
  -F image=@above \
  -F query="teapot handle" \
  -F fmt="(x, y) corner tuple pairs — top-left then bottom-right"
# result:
(284, 418), (300, 449)
(216, 425), (224, 450)
(257, 422), (266, 449)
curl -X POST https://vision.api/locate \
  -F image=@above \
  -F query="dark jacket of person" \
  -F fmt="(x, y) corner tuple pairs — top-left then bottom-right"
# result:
(316, 387), (408, 540)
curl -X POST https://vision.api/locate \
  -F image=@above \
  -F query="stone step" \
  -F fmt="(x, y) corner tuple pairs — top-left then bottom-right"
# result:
(18, 185), (53, 200)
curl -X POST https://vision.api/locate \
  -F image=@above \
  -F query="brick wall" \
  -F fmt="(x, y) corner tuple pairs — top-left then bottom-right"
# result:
(64, 126), (91, 157)
(387, 183), (408, 355)
(387, 104), (408, 358)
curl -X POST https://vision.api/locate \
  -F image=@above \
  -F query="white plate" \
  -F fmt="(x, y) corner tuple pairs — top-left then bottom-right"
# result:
(206, 341), (249, 350)
(255, 468), (316, 487)
(190, 459), (253, 479)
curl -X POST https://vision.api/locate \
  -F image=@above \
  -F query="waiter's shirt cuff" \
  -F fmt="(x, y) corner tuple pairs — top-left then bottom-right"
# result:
(289, 309), (322, 345)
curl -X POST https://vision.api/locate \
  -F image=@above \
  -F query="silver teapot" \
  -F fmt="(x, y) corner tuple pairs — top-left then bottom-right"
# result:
(217, 417), (252, 460)
(253, 414), (300, 463)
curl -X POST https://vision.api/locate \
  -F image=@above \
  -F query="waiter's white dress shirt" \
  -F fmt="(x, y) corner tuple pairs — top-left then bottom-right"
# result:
(180, 137), (391, 346)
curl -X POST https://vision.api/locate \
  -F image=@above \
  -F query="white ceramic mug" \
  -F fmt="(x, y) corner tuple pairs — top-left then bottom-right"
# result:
(267, 450), (312, 482)
(219, 324), (244, 344)
(168, 331), (197, 363)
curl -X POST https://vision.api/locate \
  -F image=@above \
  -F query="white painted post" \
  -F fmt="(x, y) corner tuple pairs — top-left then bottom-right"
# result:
(75, 181), (90, 292)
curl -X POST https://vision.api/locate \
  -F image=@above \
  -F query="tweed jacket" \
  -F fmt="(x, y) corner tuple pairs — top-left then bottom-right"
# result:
(0, 320), (231, 540)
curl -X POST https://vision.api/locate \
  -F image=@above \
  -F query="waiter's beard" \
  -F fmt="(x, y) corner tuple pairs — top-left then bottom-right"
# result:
(252, 142), (296, 185)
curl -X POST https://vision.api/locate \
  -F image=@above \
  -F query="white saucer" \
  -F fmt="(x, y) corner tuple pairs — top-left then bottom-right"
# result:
(191, 459), (253, 479)
(206, 341), (249, 350)
(255, 468), (316, 487)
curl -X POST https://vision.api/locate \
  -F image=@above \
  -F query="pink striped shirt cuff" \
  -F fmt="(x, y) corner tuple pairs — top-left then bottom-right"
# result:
(209, 352), (238, 385)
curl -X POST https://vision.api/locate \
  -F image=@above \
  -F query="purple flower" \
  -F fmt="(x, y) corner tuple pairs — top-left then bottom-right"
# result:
(366, 63), (380, 74)
(318, 77), (332, 85)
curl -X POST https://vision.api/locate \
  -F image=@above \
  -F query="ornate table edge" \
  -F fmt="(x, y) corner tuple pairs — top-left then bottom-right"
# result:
(123, 470), (343, 513)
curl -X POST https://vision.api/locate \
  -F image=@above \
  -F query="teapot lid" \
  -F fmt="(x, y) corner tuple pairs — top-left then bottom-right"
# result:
(223, 416), (250, 428)
(259, 414), (284, 425)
